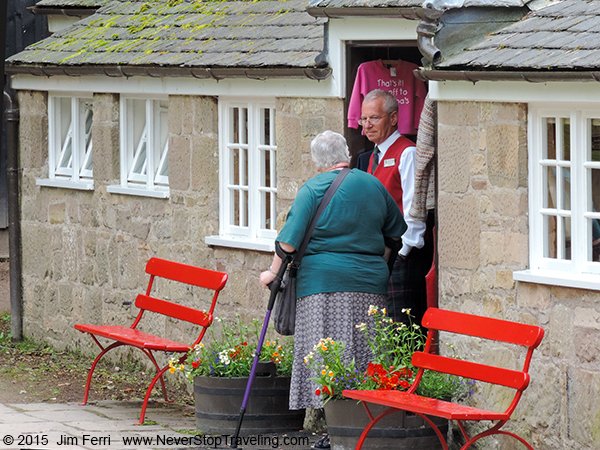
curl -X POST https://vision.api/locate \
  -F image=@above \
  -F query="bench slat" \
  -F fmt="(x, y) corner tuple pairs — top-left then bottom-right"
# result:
(412, 352), (530, 390)
(74, 324), (191, 352)
(135, 294), (212, 326)
(146, 257), (228, 290)
(422, 307), (544, 348)
(343, 390), (510, 421)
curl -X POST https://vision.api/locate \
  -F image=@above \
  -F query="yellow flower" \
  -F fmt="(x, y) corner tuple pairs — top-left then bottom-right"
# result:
(169, 367), (176, 374)
(321, 369), (327, 376)
(328, 371), (334, 378)
(381, 307), (387, 316)
(368, 305), (378, 316)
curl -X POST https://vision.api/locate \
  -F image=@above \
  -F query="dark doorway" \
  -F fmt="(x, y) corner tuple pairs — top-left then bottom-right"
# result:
(345, 42), (425, 167)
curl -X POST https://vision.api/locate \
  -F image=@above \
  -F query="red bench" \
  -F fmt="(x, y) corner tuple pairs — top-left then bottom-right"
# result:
(74, 257), (228, 424)
(343, 307), (544, 449)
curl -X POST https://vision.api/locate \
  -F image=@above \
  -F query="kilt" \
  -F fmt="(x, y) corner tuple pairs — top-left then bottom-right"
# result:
(387, 211), (435, 326)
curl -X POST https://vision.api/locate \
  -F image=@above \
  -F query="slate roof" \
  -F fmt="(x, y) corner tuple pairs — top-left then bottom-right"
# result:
(34, 0), (108, 7)
(7, 0), (329, 79)
(437, 0), (600, 70)
(306, 0), (424, 18)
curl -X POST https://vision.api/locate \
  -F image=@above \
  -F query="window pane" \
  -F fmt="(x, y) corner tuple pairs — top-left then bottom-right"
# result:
(544, 166), (556, 209)
(261, 108), (270, 145)
(231, 148), (239, 185)
(240, 190), (248, 227)
(55, 97), (73, 173)
(544, 118), (556, 160)
(562, 216), (572, 260)
(232, 190), (239, 225)
(562, 118), (571, 161)
(80, 101), (93, 176)
(561, 167), (571, 211)
(264, 149), (271, 188)
(131, 140), (147, 175)
(544, 215), (557, 259)
(590, 217), (600, 262)
(157, 101), (168, 178)
(240, 147), (248, 188)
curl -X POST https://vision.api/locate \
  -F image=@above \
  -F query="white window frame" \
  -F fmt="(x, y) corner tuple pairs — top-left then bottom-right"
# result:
(205, 98), (277, 251)
(37, 94), (94, 190)
(515, 104), (600, 290)
(107, 96), (169, 198)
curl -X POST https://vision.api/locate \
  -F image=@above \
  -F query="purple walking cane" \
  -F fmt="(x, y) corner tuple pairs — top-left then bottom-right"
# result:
(230, 250), (294, 448)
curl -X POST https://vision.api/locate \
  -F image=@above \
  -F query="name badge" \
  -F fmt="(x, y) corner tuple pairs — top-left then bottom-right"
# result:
(383, 158), (396, 167)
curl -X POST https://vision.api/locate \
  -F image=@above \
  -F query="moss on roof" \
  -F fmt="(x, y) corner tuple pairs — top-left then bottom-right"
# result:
(9, 0), (327, 71)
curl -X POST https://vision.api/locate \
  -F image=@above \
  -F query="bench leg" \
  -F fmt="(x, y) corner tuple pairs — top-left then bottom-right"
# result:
(139, 364), (171, 425)
(354, 404), (449, 450)
(460, 421), (533, 450)
(141, 349), (170, 403)
(82, 341), (125, 405)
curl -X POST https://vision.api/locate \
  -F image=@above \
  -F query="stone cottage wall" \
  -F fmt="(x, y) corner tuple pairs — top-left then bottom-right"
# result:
(17, 90), (343, 360)
(437, 101), (600, 449)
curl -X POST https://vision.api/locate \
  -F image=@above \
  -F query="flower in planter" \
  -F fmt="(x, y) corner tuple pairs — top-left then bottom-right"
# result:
(304, 306), (466, 403)
(168, 316), (293, 380)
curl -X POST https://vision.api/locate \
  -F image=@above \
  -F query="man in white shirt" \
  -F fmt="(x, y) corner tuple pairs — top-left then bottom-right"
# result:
(360, 89), (434, 325)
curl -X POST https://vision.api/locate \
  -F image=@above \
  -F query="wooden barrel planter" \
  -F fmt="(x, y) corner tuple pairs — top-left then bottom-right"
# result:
(193, 363), (305, 436)
(324, 398), (448, 450)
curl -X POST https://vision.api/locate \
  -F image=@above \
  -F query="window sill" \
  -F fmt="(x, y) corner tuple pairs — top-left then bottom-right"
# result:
(107, 184), (169, 199)
(513, 269), (600, 291)
(36, 178), (94, 191)
(205, 235), (274, 253)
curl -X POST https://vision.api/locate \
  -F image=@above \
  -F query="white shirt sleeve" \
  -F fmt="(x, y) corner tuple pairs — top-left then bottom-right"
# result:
(398, 146), (427, 256)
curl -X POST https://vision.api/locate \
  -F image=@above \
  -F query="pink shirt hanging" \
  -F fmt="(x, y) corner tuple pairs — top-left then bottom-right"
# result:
(348, 60), (427, 135)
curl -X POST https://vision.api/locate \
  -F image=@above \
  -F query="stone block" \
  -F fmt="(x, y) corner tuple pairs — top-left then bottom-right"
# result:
(168, 135), (191, 191)
(480, 231), (506, 265)
(437, 124), (473, 193)
(568, 367), (600, 448)
(495, 270), (515, 289)
(516, 284), (552, 311)
(192, 96), (218, 135)
(20, 115), (48, 170)
(438, 101), (479, 127)
(438, 193), (480, 269)
(190, 134), (218, 191)
(574, 326), (600, 364)
(92, 93), (119, 123)
(92, 125), (120, 182)
(546, 304), (573, 358)
(48, 202), (66, 224)
(486, 123), (523, 189)
(574, 306), (600, 330)
(503, 232), (529, 265)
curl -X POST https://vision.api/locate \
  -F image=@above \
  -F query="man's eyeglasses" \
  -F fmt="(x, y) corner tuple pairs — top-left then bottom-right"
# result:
(358, 114), (388, 126)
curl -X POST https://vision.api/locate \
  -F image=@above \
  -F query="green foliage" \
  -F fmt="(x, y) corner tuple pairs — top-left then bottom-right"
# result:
(304, 306), (467, 403)
(168, 316), (294, 380)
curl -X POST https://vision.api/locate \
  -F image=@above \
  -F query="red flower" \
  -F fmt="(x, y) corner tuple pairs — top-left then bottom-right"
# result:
(315, 389), (321, 396)
(191, 360), (201, 369)
(322, 385), (333, 396)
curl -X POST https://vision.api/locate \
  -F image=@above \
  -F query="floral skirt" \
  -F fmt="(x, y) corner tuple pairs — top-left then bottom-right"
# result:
(289, 291), (386, 410)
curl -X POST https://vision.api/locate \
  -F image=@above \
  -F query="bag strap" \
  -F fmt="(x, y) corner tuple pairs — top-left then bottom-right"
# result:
(294, 168), (351, 266)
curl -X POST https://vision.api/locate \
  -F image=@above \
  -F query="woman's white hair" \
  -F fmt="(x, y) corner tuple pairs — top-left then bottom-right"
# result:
(310, 130), (350, 169)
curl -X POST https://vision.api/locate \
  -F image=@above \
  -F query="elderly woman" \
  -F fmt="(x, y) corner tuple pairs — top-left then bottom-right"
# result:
(260, 131), (406, 431)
